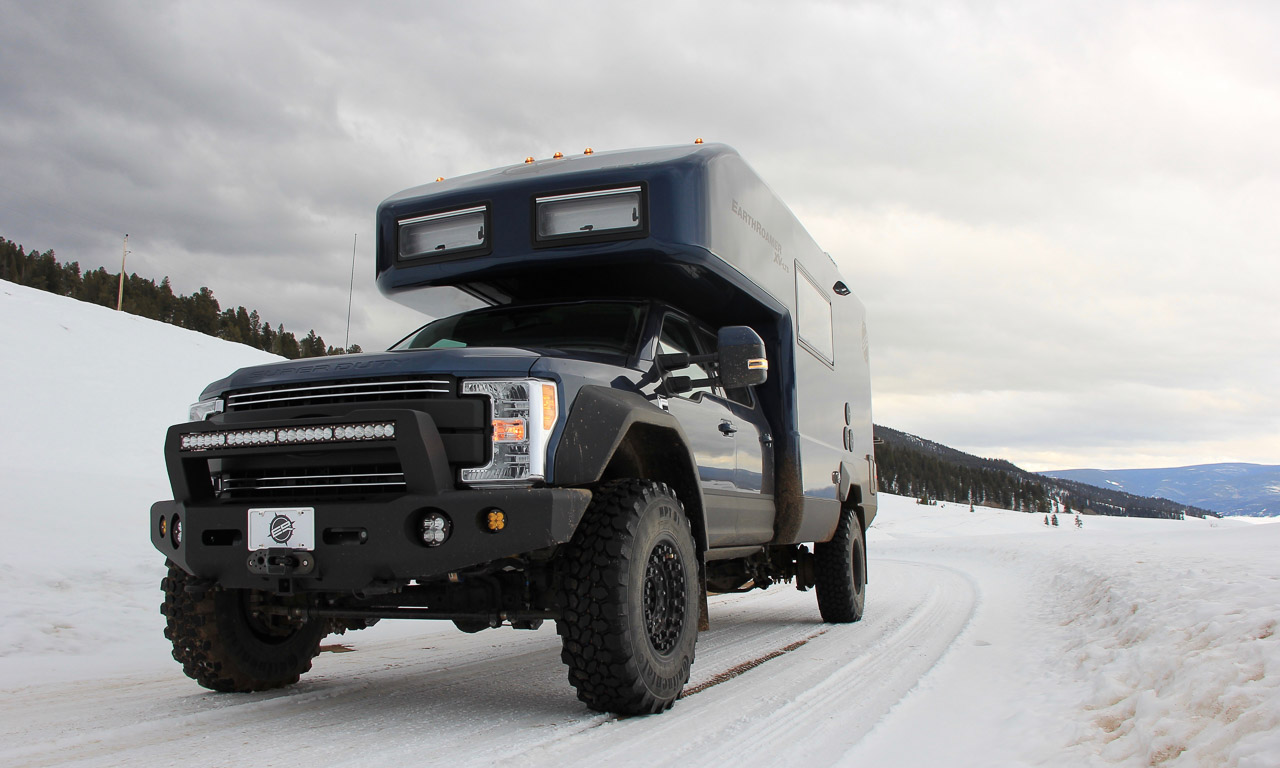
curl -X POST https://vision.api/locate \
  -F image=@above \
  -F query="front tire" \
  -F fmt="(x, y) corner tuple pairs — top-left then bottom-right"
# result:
(557, 480), (699, 715)
(161, 562), (327, 692)
(814, 507), (866, 623)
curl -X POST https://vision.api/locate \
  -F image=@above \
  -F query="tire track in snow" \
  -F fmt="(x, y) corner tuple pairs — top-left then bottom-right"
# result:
(0, 558), (975, 767)
(511, 558), (978, 766)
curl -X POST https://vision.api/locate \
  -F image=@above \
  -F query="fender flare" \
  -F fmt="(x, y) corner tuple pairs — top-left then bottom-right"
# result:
(552, 386), (707, 550)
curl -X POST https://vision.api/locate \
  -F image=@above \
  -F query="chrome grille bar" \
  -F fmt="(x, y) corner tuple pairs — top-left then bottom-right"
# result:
(229, 387), (449, 408)
(226, 377), (453, 410)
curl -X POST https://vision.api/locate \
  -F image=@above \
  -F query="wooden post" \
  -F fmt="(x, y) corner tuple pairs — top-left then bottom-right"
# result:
(116, 234), (129, 311)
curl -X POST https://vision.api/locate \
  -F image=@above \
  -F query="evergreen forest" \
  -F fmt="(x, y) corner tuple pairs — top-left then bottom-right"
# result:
(1, 237), (360, 359)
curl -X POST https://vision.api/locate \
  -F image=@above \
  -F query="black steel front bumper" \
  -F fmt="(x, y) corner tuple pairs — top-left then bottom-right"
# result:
(150, 407), (592, 592)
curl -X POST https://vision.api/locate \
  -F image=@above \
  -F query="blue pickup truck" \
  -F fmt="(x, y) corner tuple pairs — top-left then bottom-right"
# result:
(153, 142), (876, 715)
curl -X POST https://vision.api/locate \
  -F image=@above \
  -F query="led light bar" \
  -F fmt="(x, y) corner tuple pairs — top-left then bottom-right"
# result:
(179, 422), (396, 452)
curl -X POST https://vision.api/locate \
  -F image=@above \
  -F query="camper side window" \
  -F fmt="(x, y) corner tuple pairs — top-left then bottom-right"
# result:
(796, 267), (834, 364)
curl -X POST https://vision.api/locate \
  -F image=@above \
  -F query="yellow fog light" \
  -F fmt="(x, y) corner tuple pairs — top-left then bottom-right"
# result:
(486, 510), (506, 532)
(159, 516), (167, 538)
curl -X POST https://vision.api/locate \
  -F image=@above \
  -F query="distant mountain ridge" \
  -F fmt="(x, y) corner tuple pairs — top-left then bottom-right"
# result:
(875, 425), (1217, 519)
(1040, 464), (1280, 518)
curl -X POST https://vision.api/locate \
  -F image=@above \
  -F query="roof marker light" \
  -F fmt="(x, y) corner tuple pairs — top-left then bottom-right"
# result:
(525, 156), (534, 164)
(583, 147), (594, 155)
(694, 138), (704, 144)
(553, 152), (563, 159)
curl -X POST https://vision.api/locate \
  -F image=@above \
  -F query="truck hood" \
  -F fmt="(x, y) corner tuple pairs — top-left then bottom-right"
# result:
(200, 347), (542, 398)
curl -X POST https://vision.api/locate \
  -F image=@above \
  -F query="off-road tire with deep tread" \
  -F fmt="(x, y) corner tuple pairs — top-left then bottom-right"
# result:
(557, 479), (699, 715)
(814, 507), (866, 623)
(160, 561), (327, 692)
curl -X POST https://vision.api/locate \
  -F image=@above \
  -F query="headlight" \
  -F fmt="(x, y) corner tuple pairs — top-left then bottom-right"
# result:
(188, 397), (224, 422)
(461, 379), (559, 485)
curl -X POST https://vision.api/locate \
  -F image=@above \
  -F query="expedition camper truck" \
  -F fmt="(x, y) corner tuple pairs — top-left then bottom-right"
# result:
(152, 142), (875, 715)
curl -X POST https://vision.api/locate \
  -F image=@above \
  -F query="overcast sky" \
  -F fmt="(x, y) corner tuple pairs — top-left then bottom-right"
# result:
(2, 0), (1277, 471)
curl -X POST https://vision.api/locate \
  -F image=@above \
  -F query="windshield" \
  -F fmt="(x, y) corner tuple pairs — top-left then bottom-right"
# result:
(392, 301), (646, 357)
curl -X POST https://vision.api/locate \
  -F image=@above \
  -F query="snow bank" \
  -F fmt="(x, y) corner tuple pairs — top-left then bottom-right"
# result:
(0, 280), (279, 675)
(862, 496), (1280, 767)
(1052, 528), (1280, 767)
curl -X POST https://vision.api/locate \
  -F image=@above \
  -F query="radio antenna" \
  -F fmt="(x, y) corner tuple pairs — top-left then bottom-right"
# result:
(344, 233), (357, 351)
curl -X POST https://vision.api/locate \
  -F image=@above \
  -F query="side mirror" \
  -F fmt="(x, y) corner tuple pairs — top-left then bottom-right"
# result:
(717, 326), (768, 389)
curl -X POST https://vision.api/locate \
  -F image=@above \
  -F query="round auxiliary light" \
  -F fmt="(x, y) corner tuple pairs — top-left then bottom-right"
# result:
(420, 512), (452, 547)
(385, 424), (395, 438)
(171, 514), (182, 549)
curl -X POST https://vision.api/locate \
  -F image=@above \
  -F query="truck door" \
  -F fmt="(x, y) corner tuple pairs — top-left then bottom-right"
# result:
(659, 314), (773, 548)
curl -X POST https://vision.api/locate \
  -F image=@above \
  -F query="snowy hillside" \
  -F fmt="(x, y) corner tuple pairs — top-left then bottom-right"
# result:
(3, 280), (1279, 767)
(0, 280), (280, 676)
(1043, 464), (1280, 518)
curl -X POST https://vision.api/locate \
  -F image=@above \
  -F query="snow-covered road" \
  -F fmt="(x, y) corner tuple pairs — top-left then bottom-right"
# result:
(0, 558), (975, 768)
(4, 280), (1280, 767)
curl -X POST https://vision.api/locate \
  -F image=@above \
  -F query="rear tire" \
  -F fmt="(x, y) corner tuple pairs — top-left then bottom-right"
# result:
(814, 508), (866, 623)
(557, 480), (699, 715)
(161, 562), (326, 692)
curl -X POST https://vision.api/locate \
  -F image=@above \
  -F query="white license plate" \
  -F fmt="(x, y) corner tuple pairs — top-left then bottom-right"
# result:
(248, 507), (315, 551)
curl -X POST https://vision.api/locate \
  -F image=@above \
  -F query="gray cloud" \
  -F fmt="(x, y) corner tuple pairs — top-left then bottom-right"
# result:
(2, 0), (1277, 470)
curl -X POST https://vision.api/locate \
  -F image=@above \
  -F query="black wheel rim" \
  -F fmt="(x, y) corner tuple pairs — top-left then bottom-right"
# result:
(643, 540), (686, 654)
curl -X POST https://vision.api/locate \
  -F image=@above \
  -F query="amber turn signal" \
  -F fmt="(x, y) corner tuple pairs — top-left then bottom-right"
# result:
(486, 510), (506, 532)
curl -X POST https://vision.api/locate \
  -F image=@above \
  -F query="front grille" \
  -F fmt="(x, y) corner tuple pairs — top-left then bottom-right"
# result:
(226, 376), (454, 412)
(217, 464), (405, 500)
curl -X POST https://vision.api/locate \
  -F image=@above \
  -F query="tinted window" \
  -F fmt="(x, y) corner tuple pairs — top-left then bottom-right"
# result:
(394, 302), (645, 357)
(796, 267), (834, 363)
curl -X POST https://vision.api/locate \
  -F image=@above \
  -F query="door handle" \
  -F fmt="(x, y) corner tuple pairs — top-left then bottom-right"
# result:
(718, 421), (737, 436)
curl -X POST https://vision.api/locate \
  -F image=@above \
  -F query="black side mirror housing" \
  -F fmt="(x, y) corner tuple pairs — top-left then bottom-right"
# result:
(717, 326), (768, 389)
